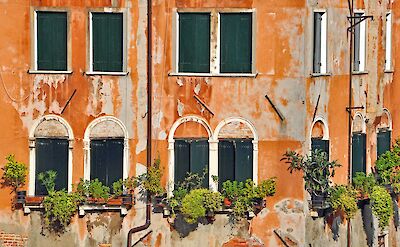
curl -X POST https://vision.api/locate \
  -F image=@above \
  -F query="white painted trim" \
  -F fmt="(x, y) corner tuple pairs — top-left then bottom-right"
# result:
(320, 11), (327, 74)
(167, 115), (213, 195)
(28, 115), (74, 196)
(352, 112), (367, 134)
(311, 116), (330, 140)
(212, 117), (259, 185)
(172, 9), (179, 73)
(353, 11), (367, 72)
(34, 11), (38, 71)
(385, 12), (392, 71)
(83, 116), (129, 182)
(376, 108), (393, 132)
(89, 12), (93, 72)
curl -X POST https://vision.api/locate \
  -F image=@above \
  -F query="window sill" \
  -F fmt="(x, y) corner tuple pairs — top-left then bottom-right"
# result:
(310, 72), (332, 78)
(78, 204), (129, 216)
(384, 70), (394, 74)
(352, 71), (369, 75)
(85, 71), (129, 76)
(168, 72), (258, 78)
(28, 70), (73, 74)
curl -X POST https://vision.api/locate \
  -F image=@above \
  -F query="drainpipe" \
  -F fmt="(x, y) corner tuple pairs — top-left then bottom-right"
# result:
(127, 0), (152, 246)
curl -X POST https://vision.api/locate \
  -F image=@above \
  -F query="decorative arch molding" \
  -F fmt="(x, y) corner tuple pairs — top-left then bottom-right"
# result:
(378, 108), (393, 131)
(352, 112), (366, 133)
(168, 115), (213, 194)
(28, 115), (74, 196)
(212, 117), (258, 142)
(311, 116), (329, 140)
(83, 116), (129, 183)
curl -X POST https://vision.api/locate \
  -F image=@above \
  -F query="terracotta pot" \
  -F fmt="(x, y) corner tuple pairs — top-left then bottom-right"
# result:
(25, 196), (44, 205)
(223, 198), (232, 208)
(107, 198), (122, 206)
(87, 198), (107, 204)
(98, 244), (111, 247)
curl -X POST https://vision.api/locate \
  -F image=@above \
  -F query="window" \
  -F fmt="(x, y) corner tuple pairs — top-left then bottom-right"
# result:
(35, 11), (67, 71)
(313, 11), (327, 74)
(175, 11), (254, 75)
(90, 12), (124, 72)
(385, 12), (392, 71)
(174, 139), (209, 187)
(220, 13), (253, 73)
(311, 138), (329, 157)
(377, 128), (391, 157)
(352, 132), (366, 177)
(218, 139), (253, 187)
(178, 13), (211, 73)
(353, 12), (366, 72)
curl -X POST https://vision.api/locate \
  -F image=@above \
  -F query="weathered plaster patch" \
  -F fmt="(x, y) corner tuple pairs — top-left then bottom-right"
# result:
(177, 99), (184, 117)
(194, 83), (201, 95)
(176, 78), (183, 87)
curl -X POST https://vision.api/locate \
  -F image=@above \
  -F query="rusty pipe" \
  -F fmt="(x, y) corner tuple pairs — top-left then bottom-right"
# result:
(127, 0), (152, 246)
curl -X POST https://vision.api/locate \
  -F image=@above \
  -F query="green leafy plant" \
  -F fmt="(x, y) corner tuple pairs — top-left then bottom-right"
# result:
(88, 179), (110, 200)
(112, 179), (124, 197)
(138, 157), (165, 196)
(123, 176), (139, 194)
(352, 172), (376, 197)
(282, 149), (341, 197)
(328, 185), (358, 219)
(370, 185), (393, 229)
(375, 140), (400, 187)
(2, 154), (27, 192)
(181, 189), (222, 224)
(222, 180), (245, 201)
(38, 170), (57, 194)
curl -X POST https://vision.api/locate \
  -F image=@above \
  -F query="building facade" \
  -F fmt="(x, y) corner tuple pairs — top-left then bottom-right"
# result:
(0, 0), (399, 246)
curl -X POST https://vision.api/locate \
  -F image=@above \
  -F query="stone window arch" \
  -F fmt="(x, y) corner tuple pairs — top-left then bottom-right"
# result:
(168, 115), (212, 194)
(28, 115), (74, 196)
(211, 117), (258, 190)
(310, 117), (330, 158)
(84, 116), (129, 189)
(351, 112), (367, 178)
(377, 108), (393, 157)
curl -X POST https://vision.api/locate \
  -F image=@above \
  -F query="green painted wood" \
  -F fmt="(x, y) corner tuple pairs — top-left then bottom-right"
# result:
(311, 138), (330, 158)
(218, 140), (235, 187)
(235, 140), (253, 182)
(179, 13), (210, 73)
(352, 133), (366, 177)
(90, 139), (123, 189)
(35, 138), (69, 195)
(190, 139), (209, 187)
(377, 130), (391, 157)
(92, 13), (123, 72)
(37, 12), (67, 71)
(174, 140), (190, 185)
(220, 13), (252, 73)
(313, 12), (322, 73)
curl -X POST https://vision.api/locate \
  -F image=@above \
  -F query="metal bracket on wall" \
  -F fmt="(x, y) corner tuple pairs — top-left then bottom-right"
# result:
(265, 94), (285, 121)
(346, 106), (364, 113)
(61, 89), (77, 114)
(193, 95), (214, 116)
(347, 15), (374, 32)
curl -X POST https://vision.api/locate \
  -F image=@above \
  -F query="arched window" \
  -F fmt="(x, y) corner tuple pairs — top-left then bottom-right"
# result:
(351, 113), (366, 177)
(29, 115), (73, 196)
(310, 117), (330, 158)
(84, 116), (128, 189)
(168, 116), (212, 192)
(377, 109), (392, 157)
(213, 117), (258, 189)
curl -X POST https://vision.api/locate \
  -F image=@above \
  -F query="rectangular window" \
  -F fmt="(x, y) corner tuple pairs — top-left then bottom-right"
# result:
(35, 138), (69, 195)
(174, 139), (209, 187)
(377, 129), (391, 157)
(353, 12), (366, 72)
(218, 139), (253, 187)
(220, 13), (253, 73)
(352, 133), (366, 177)
(91, 13), (123, 72)
(178, 13), (211, 73)
(90, 139), (124, 189)
(313, 12), (327, 74)
(385, 13), (392, 71)
(311, 138), (329, 158)
(36, 11), (67, 71)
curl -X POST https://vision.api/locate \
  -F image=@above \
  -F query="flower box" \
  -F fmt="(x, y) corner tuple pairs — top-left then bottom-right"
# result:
(25, 196), (44, 205)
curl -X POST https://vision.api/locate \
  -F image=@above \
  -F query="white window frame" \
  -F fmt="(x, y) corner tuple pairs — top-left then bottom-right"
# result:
(171, 9), (257, 77)
(87, 9), (128, 76)
(385, 12), (392, 72)
(29, 9), (72, 74)
(312, 10), (328, 75)
(354, 11), (367, 72)
(309, 116), (330, 156)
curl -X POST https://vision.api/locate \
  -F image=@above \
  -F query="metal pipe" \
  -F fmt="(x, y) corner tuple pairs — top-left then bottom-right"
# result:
(127, 0), (152, 246)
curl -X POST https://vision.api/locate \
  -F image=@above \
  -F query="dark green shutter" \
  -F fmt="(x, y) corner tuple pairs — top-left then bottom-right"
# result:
(220, 13), (252, 73)
(353, 13), (362, 71)
(234, 140), (253, 182)
(35, 138), (69, 195)
(174, 140), (190, 185)
(218, 140), (235, 188)
(313, 13), (322, 73)
(90, 139), (123, 188)
(377, 129), (391, 157)
(179, 13), (210, 73)
(37, 12), (67, 71)
(352, 133), (366, 177)
(190, 140), (209, 187)
(92, 13), (123, 72)
(311, 138), (330, 158)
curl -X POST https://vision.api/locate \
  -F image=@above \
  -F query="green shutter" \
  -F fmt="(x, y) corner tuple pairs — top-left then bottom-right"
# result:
(90, 139), (123, 189)
(179, 13), (210, 73)
(352, 133), (366, 177)
(35, 138), (69, 195)
(313, 13), (322, 73)
(218, 140), (235, 188)
(92, 13), (123, 72)
(234, 140), (253, 182)
(37, 12), (67, 71)
(377, 130), (391, 157)
(174, 140), (190, 185)
(220, 13), (252, 73)
(190, 139), (209, 187)
(311, 138), (330, 158)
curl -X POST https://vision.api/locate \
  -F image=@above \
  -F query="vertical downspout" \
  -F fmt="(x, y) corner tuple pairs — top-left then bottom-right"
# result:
(127, 0), (152, 246)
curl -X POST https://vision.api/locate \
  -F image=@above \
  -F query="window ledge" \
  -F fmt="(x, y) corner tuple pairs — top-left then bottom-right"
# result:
(352, 71), (369, 75)
(28, 70), (73, 74)
(310, 72), (332, 78)
(78, 204), (129, 216)
(168, 72), (258, 78)
(85, 71), (129, 76)
(384, 70), (394, 74)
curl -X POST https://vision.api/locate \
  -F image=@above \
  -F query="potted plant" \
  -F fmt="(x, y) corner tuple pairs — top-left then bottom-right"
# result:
(138, 157), (166, 205)
(370, 185), (393, 229)
(76, 179), (110, 204)
(352, 172), (376, 201)
(221, 180), (244, 208)
(328, 185), (358, 220)
(2, 155), (28, 204)
(282, 149), (341, 210)
(375, 140), (400, 195)
(122, 176), (138, 205)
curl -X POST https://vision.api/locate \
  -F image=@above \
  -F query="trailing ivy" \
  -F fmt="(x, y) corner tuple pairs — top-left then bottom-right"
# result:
(328, 185), (358, 219)
(370, 185), (393, 229)
(181, 189), (222, 224)
(1, 154), (27, 192)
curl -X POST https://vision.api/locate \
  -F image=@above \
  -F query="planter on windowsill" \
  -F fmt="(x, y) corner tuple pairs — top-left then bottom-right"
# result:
(25, 196), (44, 205)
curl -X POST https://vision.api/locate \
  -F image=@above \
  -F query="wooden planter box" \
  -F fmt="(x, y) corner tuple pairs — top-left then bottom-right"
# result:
(25, 196), (44, 205)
